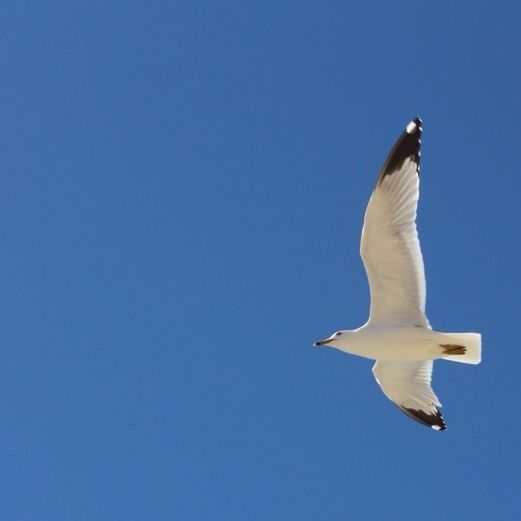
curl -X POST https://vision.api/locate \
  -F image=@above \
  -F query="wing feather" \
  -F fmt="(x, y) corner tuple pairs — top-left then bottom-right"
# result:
(372, 360), (446, 431)
(360, 117), (428, 327)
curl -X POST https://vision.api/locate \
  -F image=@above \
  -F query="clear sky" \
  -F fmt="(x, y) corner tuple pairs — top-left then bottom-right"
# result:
(1, 2), (520, 520)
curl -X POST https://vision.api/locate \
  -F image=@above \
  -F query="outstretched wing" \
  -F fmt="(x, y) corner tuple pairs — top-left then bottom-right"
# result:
(360, 117), (428, 327)
(372, 360), (446, 431)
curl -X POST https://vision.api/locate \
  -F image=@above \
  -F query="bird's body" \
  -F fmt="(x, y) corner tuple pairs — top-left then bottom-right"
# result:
(315, 117), (481, 431)
(330, 325), (480, 363)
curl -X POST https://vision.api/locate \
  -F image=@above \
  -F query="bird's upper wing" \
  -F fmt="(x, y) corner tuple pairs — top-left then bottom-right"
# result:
(372, 360), (446, 430)
(360, 117), (429, 327)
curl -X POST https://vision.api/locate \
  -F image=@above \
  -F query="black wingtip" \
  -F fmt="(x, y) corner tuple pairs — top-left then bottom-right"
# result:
(376, 117), (422, 186)
(406, 116), (422, 134)
(401, 406), (447, 431)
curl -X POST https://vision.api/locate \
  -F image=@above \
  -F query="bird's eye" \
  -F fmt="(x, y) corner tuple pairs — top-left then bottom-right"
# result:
(336, 332), (342, 336)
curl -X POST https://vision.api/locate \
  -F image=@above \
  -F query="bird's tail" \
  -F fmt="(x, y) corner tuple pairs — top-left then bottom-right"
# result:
(439, 333), (482, 364)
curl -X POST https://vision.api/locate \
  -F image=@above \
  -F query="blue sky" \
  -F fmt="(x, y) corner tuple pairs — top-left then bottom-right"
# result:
(1, 1), (520, 520)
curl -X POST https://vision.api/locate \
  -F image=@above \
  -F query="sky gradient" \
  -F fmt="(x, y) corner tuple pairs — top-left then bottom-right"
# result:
(1, 2), (520, 520)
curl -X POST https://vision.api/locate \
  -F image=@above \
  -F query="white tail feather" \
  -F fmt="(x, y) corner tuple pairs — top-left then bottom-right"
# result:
(441, 333), (482, 364)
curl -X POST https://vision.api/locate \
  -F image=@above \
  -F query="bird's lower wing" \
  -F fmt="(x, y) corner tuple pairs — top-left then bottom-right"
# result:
(372, 360), (446, 430)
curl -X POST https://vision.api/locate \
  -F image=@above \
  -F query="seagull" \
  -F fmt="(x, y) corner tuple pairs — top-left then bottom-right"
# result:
(314, 117), (481, 431)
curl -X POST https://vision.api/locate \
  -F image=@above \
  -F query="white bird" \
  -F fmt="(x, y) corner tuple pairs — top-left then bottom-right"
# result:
(314, 117), (481, 431)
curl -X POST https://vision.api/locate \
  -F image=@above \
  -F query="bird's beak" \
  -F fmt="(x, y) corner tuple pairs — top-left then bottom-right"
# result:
(314, 337), (333, 347)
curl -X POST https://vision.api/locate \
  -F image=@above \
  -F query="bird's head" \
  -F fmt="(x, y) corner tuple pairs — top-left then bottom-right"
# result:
(314, 330), (352, 349)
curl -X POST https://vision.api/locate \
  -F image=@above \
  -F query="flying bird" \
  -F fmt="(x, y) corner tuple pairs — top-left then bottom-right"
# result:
(314, 117), (481, 431)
